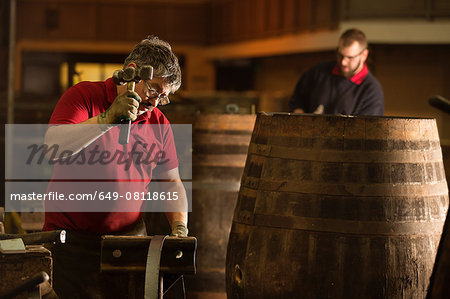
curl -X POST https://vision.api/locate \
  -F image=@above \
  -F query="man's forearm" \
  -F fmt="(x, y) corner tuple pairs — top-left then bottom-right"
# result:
(44, 115), (113, 157)
(164, 180), (188, 226)
(165, 211), (188, 227)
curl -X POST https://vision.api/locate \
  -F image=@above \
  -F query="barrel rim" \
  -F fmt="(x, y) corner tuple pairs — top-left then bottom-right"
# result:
(260, 112), (436, 120)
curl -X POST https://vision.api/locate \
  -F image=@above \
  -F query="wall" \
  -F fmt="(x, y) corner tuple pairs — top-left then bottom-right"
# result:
(375, 44), (450, 140)
(341, 0), (450, 19)
(0, 1), (9, 208)
(210, 0), (340, 44)
(16, 0), (209, 44)
(0, 1), (9, 94)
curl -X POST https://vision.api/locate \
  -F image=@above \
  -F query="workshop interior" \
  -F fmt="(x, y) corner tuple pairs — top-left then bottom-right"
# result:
(0, 0), (450, 298)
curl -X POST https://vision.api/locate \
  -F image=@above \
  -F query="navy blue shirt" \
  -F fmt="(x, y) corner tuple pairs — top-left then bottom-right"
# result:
(289, 61), (384, 116)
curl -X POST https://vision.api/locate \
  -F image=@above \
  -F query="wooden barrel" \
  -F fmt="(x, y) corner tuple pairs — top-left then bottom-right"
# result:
(427, 142), (450, 299)
(441, 142), (450, 190)
(226, 113), (449, 299)
(185, 114), (255, 298)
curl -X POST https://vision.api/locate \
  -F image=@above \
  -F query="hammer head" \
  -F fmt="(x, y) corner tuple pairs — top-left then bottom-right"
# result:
(112, 65), (154, 85)
(138, 66), (153, 81)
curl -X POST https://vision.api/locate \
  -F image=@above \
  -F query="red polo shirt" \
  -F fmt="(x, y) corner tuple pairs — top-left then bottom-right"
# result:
(43, 78), (178, 233)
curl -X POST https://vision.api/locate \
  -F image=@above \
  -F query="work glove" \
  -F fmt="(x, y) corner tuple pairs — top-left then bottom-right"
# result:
(313, 104), (324, 114)
(170, 221), (188, 237)
(98, 90), (141, 126)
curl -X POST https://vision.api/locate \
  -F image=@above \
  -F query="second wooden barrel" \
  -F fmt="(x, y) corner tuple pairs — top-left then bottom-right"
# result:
(187, 114), (255, 298)
(427, 141), (450, 299)
(227, 113), (449, 299)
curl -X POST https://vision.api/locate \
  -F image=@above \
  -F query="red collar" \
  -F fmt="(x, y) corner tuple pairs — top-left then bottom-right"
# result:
(332, 63), (368, 85)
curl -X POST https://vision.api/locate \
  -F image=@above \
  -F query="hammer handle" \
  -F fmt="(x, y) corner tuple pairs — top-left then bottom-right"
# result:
(429, 95), (450, 114)
(119, 81), (135, 145)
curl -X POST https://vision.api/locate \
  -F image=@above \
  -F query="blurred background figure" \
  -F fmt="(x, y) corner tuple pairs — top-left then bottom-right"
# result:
(289, 28), (384, 116)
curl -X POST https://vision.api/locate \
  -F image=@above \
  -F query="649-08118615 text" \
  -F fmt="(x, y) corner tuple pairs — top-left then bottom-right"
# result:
(98, 191), (178, 201)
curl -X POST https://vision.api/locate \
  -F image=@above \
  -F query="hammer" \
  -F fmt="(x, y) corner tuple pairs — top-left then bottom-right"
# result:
(429, 95), (450, 114)
(112, 65), (154, 144)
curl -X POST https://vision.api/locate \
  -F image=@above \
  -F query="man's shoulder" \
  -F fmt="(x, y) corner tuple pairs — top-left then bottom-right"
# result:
(62, 81), (108, 103)
(303, 61), (335, 79)
(311, 61), (336, 72)
(362, 72), (383, 91)
(71, 80), (107, 93)
(146, 108), (171, 125)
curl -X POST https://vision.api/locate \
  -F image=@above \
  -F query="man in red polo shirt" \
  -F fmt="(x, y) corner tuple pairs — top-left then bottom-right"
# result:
(289, 28), (384, 116)
(43, 36), (189, 298)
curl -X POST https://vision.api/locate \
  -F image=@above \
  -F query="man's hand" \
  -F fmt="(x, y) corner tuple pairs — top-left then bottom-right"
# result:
(313, 104), (324, 114)
(170, 221), (188, 237)
(292, 105), (324, 114)
(98, 91), (141, 125)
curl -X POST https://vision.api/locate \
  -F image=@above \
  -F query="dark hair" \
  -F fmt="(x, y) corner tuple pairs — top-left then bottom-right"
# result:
(124, 36), (181, 92)
(339, 28), (368, 49)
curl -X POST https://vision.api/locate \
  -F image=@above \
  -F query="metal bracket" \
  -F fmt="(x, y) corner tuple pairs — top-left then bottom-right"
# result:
(145, 235), (167, 299)
(101, 235), (196, 299)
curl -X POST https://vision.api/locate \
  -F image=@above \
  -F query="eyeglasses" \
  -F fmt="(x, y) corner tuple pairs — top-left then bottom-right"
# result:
(142, 81), (170, 106)
(336, 48), (366, 61)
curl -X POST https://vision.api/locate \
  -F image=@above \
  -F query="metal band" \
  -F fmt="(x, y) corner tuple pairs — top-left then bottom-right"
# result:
(249, 143), (444, 164)
(192, 182), (241, 191)
(145, 235), (168, 299)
